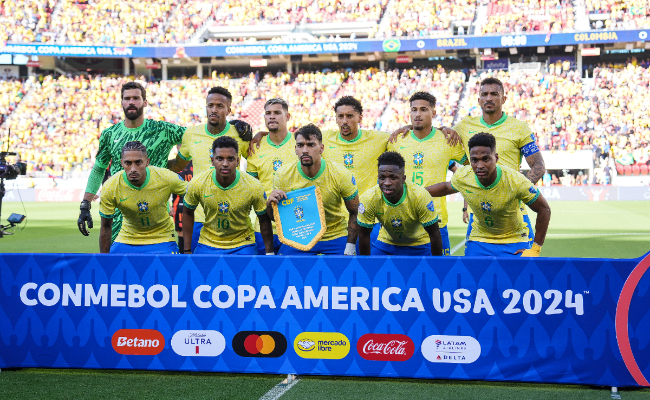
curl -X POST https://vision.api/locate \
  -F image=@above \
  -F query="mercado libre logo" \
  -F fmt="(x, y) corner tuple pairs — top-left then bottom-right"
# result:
(170, 330), (226, 357)
(111, 329), (164, 356)
(421, 335), (481, 364)
(357, 333), (415, 362)
(294, 332), (350, 359)
(232, 331), (287, 358)
(382, 38), (401, 52)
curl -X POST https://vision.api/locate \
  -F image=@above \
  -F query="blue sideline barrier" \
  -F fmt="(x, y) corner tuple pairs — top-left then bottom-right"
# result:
(1, 252), (649, 387)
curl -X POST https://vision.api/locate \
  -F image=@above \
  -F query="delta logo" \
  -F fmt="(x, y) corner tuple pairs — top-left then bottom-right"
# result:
(232, 331), (287, 358)
(111, 329), (164, 355)
(170, 330), (226, 357)
(421, 335), (481, 364)
(294, 332), (350, 359)
(357, 334), (414, 362)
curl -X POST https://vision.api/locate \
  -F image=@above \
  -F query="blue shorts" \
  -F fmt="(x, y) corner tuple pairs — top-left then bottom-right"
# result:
(191, 222), (203, 253)
(371, 240), (432, 256)
(254, 233), (283, 255)
(465, 240), (530, 257)
(440, 225), (450, 256)
(466, 213), (534, 245)
(110, 241), (179, 254)
(194, 243), (257, 255)
(278, 236), (347, 256)
(356, 223), (381, 255)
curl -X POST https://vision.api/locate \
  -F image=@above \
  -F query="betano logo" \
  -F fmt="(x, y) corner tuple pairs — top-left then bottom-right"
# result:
(170, 330), (226, 357)
(111, 329), (164, 355)
(294, 332), (350, 359)
(232, 331), (287, 358)
(421, 335), (481, 364)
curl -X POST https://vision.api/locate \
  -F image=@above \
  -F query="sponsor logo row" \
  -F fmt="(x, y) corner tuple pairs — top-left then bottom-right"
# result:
(112, 329), (480, 363)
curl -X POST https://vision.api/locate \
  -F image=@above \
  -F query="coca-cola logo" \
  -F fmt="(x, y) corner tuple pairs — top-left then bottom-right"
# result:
(356, 334), (414, 361)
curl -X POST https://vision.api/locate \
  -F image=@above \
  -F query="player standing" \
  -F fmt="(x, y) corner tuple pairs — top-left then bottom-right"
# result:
(245, 98), (296, 255)
(358, 152), (443, 256)
(426, 133), (551, 257)
(182, 137), (273, 255)
(267, 124), (359, 256)
(387, 92), (467, 255)
(167, 86), (252, 252)
(98, 141), (187, 254)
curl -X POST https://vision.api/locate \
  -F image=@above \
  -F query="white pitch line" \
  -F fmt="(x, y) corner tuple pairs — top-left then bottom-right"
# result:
(450, 239), (466, 255)
(258, 376), (300, 400)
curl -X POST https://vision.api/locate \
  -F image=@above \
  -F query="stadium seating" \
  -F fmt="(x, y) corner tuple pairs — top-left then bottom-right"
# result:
(586, 0), (650, 29)
(163, 1), (218, 44)
(0, 0), (56, 43)
(0, 78), (30, 128)
(380, 0), (476, 37)
(481, 0), (575, 34)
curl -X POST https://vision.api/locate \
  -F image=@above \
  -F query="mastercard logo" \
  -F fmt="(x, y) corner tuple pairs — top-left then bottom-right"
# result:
(232, 331), (287, 358)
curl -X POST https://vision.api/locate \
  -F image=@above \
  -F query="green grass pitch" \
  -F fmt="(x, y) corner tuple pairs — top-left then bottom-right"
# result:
(1, 200), (649, 399)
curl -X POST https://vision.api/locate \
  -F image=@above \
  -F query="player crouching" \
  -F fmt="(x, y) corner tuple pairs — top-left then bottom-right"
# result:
(358, 152), (443, 256)
(182, 136), (274, 255)
(426, 133), (551, 257)
(99, 141), (188, 254)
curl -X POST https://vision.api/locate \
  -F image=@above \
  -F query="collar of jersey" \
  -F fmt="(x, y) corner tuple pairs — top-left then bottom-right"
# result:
(121, 119), (147, 132)
(382, 184), (407, 207)
(267, 132), (291, 148)
(204, 122), (231, 138)
(212, 169), (240, 190)
(475, 165), (502, 190)
(338, 129), (363, 143)
(122, 167), (150, 190)
(410, 127), (436, 142)
(298, 159), (326, 181)
(480, 113), (508, 128)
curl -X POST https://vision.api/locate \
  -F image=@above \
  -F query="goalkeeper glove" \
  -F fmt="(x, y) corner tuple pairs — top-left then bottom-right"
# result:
(77, 200), (93, 236)
(520, 243), (542, 257)
(231, 119), (253, 141)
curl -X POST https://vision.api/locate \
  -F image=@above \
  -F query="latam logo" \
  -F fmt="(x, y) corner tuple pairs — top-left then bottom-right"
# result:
(111, 329), (164, 355)
(232, 331), (287, 358)
(170, 330), (226, 357)
(294, 332), (350, 359)
(421, 335), (481, 364)
(357, 334), (414, 362)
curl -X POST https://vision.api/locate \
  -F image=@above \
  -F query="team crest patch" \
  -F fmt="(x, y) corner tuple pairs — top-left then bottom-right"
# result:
(529, 186), (538, 195)
(137, 201), (149, 212)
(481, 201), (492, 212)
(358, 203), (365, 214)
(218, 201), (230, 214)
(263, 192), (267, 200)
(391, 217), (402, 228)
(343, 152), (354, 168)
(273, 159), (283, 171)
(352, 176), (356, 186)
(294, 206), (305, 222)
(413, 152), (424, 168)
(427, 201), (435, 212)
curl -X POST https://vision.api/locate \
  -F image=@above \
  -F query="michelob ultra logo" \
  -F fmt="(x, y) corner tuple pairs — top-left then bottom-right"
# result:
(111, 329), (164, 355)
(232, 331), (287, 358)
(294, 332), (350, 359)
(170, 330), (226, 357)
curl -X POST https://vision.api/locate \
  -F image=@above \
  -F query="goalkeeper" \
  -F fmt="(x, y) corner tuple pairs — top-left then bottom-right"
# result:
(426, 133), (551, 257)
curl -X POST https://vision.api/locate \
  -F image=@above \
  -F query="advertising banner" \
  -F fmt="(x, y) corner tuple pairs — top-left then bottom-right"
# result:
(2, 29), (650, 58)
(1, 253), (650, 386)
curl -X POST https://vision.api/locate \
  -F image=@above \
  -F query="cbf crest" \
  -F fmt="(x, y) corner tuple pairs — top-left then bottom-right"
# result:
(218, 201), (230, 214)
(391, 217), (403, 228)
(413, 152), (424, 169)
(343, 152), (354, 168)
(294, 206), (305, 222)
(137, 200), (149, 212)
(273, 158), (283, 171)
(481, 201), (492, 212)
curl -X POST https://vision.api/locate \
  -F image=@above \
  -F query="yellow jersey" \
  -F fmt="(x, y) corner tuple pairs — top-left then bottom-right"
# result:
(178, 122), (250, 224)
(246, 133), (296, 234)
(358, 182), (439, 246)
(450, 165), (540, 244)
(453, 114), (539, 170)
(387, 128), (466, 228)
(321, 129), (389, 197)
(99, 166), (187, 245)
(273, 160), (358, 241)
(183, 170), (267, 249)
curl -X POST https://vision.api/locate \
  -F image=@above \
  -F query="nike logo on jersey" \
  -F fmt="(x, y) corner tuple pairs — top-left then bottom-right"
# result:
(329, 146), (337, 149)
(400, 146), (408, 149)
(465, 190), (473, 193)
(119, 197), (130, 202)
(376, 212), (384, 215)
(114, 139), (120, 142)
(194, 140), (203, 144)
(203, 194), (215, 198)
(469, 130), (479, 134)
(259, 154), (267, 158)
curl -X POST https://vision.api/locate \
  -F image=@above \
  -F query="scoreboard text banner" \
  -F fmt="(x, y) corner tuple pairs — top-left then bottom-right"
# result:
(1, 253), (650, 387)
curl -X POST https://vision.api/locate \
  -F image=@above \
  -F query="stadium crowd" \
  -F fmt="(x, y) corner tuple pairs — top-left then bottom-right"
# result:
(379, 0), (476, 37)
(0, 0), (56, 43)
(587, 0), (650, 29)
(481, 0), (575, 34)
